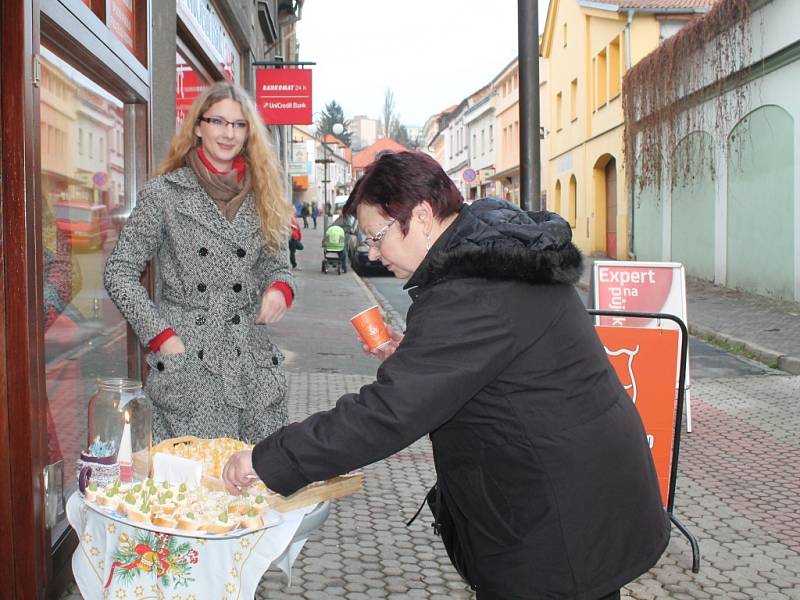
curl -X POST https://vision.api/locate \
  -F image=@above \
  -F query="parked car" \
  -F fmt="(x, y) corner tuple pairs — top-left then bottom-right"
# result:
(54, 201), (113, 251)
(344, 216), (391, 276)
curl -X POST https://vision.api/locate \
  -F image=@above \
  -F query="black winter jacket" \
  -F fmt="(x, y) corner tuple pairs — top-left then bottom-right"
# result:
(252, 198), (670, 599)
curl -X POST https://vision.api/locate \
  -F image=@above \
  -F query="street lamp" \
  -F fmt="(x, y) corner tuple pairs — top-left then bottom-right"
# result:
(315, 122), (344, 231)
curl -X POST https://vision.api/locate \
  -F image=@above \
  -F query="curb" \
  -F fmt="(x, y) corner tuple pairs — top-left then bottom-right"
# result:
(688, 324), (800, 376)
(351, 271), (407, 331)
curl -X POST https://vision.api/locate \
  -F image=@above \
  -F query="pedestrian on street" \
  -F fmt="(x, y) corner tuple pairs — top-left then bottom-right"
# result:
(301, 202), (310, 228)
(223, 151), (668, 600)
(104, 81), (295, 444)
(311, 203), (319, 229)
(288, 214), (303, 270)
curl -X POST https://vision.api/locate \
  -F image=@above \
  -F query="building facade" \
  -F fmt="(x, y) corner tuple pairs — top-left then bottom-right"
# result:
(628, 0), (800, 301)
(490, 58), (522, 205)
(541, 0), (712, 259)
(464, 93), (498, 200)
(0, 1), (301, 596)
(349, 114), (380, 151)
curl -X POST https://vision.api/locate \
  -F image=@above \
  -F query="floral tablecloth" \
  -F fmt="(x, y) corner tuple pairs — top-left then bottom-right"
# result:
(67, 492), (320, 600)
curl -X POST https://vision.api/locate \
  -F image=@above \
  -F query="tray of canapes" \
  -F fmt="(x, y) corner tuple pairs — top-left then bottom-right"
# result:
(81, 479), (282, 539)
(152, 436), (365, 512)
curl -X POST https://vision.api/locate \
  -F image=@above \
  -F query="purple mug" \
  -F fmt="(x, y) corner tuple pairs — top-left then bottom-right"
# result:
(77, 452), (118, 494)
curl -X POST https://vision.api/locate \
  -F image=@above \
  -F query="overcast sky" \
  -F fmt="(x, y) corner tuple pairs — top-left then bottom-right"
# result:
(296, 0), (550, 127)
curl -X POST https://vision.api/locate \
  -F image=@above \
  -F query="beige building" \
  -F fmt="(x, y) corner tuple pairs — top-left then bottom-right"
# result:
(541, 0), (713, 258)
(489, 54), (549, 207)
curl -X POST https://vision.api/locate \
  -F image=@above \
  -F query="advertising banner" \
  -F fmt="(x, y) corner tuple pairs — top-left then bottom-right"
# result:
(592, 261), (693, 431)
(596, 326), (680, 507)
(255, 69), (313, 125)
(176, 56), (208, 128)
(108, 0), (135, 54)
(593, 261), (686, 329)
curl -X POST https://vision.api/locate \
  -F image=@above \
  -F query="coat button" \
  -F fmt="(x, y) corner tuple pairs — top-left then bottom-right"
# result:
(197, 349), (204, 360)
(236, 248), (246, 258)
(197, 283), (207, 292)
(198, 247), (208, 257)
(271, 356), (279, 366)
(195, 316), (205, 325)
(231, 314), (241, 325)
(232, 283), (242, 293)
(156, 361), (165, 371)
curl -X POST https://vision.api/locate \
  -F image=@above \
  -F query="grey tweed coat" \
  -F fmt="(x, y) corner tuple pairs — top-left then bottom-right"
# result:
(104, 167), (295, 444)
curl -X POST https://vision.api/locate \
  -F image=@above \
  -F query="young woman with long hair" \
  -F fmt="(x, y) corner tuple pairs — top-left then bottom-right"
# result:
(105, 81), (295, 443)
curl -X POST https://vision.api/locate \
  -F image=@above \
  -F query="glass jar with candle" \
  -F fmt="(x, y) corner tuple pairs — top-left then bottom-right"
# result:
(80, 378), (152, 490)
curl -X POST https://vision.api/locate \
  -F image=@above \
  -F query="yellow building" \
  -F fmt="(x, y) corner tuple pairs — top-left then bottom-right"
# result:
(541, 0), (713, 258)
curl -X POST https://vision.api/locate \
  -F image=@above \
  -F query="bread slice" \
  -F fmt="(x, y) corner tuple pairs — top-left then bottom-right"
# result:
(175, 511), (202, 531)
(127, 503), (151, 524)
(240, 509), (263, 530)
(151, 513), (178, 529)
(204, 512), (238, 534)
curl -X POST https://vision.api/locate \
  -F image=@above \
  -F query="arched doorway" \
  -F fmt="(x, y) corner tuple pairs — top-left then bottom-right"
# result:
(592, 154), (617, 257)
(568, 175), (577, 228)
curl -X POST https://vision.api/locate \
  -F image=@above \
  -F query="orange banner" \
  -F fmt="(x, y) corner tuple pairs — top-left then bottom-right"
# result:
(595, 326), (680, 507)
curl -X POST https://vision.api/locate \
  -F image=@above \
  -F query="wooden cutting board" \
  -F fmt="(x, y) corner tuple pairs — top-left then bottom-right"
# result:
(202, 472), (365, 512)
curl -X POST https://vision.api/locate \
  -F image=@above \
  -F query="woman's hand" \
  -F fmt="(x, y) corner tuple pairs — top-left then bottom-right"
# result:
(159, 335), (186, 355)
(222, 450), (259, 496)
(359, 324), (404, 361)
(256, 287), (288, 324)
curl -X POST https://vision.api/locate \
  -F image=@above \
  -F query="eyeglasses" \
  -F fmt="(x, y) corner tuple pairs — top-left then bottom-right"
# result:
(199, 116), (248, 131)
(364, 218), (397, 249)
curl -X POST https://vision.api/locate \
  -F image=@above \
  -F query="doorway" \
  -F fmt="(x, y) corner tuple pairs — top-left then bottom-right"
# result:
(605, 158), (617, 258)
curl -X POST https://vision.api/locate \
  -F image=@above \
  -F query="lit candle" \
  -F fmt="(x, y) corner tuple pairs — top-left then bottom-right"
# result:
(118, 410), (132, 482)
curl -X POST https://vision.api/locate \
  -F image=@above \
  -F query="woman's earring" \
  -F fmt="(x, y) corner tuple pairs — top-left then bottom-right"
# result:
(425, 233), (432, 251)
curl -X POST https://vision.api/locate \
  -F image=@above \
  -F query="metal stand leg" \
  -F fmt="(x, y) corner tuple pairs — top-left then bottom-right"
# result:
(670, 513), (700, 573)
(684, 386), (693, 433)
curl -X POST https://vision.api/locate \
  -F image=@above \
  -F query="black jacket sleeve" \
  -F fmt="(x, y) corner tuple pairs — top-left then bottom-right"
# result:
(251, 281), (517, 495)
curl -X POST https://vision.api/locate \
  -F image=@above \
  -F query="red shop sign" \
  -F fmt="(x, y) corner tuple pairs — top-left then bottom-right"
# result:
(255, 68), (313, 125)
(108, 0), (135, 54)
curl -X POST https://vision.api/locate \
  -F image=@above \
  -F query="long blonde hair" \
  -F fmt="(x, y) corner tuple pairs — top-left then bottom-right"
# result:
(158, 81), (291, 254)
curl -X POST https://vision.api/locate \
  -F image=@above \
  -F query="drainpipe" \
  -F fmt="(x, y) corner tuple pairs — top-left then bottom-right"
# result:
(625, 9), (637, 259)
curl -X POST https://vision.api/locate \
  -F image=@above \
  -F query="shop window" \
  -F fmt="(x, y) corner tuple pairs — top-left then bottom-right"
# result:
(176, 52), (209, 128)
(39, 46), (136, 545)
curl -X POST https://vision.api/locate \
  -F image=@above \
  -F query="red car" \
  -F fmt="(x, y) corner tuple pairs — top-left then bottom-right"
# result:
(55, 202), (113, 251)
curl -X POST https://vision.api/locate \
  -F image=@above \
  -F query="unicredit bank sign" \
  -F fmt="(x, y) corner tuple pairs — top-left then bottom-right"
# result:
(255, 68), (313, 125)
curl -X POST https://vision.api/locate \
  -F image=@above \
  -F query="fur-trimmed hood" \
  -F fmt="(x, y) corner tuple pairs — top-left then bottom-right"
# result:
(406, 197), (583, 290)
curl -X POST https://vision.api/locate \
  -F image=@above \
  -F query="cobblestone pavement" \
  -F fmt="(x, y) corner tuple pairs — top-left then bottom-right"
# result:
(61, 369), (800, 599)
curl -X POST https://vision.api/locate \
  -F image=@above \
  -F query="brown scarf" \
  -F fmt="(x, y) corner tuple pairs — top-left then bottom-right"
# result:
(186, 149), (252, 222)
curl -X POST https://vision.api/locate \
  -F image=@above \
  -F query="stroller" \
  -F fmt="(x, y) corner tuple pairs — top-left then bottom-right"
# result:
(321, 224), (346, 275)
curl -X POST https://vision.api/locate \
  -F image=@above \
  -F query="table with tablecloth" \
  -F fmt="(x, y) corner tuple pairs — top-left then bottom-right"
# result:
(67, 492), (329, 600)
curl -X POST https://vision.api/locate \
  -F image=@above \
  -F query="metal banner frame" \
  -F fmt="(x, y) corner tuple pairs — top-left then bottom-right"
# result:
(588, 309), (700, 573)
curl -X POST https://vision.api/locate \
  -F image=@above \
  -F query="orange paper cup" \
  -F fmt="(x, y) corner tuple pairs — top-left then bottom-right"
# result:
(351, 305), (390, 351)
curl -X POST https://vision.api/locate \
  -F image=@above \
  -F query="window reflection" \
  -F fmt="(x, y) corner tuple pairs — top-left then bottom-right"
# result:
(39, 46), (137, 544)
